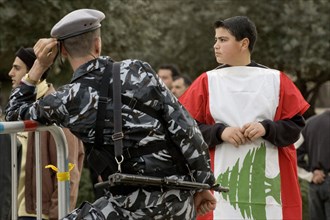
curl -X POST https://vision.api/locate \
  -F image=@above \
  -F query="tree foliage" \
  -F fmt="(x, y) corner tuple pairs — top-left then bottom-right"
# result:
(0, 0), (329, 116)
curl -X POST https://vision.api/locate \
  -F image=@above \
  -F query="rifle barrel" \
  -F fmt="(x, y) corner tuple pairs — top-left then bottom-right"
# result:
(95, 173), (229, 193)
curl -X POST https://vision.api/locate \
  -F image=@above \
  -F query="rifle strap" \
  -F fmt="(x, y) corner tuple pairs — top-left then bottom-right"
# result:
(95, 61), (123, 158)
(95, 61), (113, 148)
(112, 62), (124, 158)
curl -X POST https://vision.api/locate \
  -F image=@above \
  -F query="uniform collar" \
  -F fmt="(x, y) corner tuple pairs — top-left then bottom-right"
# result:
(70, 56), (112, 83)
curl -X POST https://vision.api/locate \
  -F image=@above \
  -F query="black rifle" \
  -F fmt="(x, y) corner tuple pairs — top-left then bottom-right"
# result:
(95, 173), (229, 193)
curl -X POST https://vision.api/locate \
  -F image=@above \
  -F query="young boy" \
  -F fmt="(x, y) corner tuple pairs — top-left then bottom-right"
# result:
(180, 16), (309, 220)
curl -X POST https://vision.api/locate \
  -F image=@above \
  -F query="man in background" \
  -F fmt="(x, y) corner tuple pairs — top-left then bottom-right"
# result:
(171, 75), (192, 98)
(8, 47), (84, 220)
(157, 63), (180, 89)
(297, 110), (330, 220)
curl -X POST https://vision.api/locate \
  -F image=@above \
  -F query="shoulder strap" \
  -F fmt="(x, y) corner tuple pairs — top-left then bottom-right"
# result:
(94, 61), (124, 171)
(95, 62), (113, 148)
(112, 62), (124, 158)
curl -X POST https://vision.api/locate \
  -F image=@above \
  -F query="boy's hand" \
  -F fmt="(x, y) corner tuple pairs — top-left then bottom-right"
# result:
(242, 122), (266, 141)
(221, 127), (246, 147)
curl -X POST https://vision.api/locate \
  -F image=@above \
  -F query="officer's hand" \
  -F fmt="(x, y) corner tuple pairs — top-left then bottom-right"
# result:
(34, 38), (58, 69)
(241, 122), (266, 141)
(194, 190), (217, 216)
(220, 127), (246, 147)
(25, 38), (58, 83)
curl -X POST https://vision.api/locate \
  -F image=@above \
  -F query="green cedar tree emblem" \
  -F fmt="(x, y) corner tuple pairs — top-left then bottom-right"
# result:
(216, 142), (281, 219)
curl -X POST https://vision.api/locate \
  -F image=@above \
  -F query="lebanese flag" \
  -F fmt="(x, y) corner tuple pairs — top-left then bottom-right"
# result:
(180, 66), (309, 220)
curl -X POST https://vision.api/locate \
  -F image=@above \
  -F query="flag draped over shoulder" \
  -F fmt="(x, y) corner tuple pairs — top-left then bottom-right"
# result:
(180, 66), (309, 220)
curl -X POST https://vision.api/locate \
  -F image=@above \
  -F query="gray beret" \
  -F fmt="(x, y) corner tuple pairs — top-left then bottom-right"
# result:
(51, 9), (105, 40)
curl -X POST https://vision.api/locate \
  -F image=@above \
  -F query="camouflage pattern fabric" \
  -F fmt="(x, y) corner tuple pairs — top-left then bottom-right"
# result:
(63, 188), (195, 219)
(5, 57), (215, 218)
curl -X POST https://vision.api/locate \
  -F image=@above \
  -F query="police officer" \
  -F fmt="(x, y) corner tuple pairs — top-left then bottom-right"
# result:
(6, 9), (216, 219)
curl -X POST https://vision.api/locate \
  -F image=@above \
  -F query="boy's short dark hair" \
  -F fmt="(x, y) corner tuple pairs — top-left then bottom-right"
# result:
(214, 16), (257, 53)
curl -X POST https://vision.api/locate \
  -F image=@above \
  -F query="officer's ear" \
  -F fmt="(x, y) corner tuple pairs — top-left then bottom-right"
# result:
(61, 43), (69, 58)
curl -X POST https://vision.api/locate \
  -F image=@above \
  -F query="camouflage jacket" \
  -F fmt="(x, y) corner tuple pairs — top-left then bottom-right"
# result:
(6, 57), (215, 185)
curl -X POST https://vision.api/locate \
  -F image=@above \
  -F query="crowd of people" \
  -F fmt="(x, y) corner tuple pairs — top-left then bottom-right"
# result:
(0, 8), (328, 220)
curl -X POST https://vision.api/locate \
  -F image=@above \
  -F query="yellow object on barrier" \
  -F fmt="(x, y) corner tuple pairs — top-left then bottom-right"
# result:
(45, 163), (75, 181)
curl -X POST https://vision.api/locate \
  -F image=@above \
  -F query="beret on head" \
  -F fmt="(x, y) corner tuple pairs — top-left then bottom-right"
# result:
(15, 47), (36, 69)
(51, 9), (105, 40)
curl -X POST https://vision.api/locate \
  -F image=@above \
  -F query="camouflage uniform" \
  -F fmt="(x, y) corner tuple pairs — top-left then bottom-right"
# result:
(6, 57), (215, 219)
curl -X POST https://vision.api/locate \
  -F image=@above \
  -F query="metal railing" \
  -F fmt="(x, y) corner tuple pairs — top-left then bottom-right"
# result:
(0, 120), (70, 219)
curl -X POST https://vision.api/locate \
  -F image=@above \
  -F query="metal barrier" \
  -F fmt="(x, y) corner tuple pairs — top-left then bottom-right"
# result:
(0, 120), (70, 219)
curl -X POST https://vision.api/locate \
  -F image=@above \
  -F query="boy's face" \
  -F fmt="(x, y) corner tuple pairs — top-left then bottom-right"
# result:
(214, 27), (245, 66)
